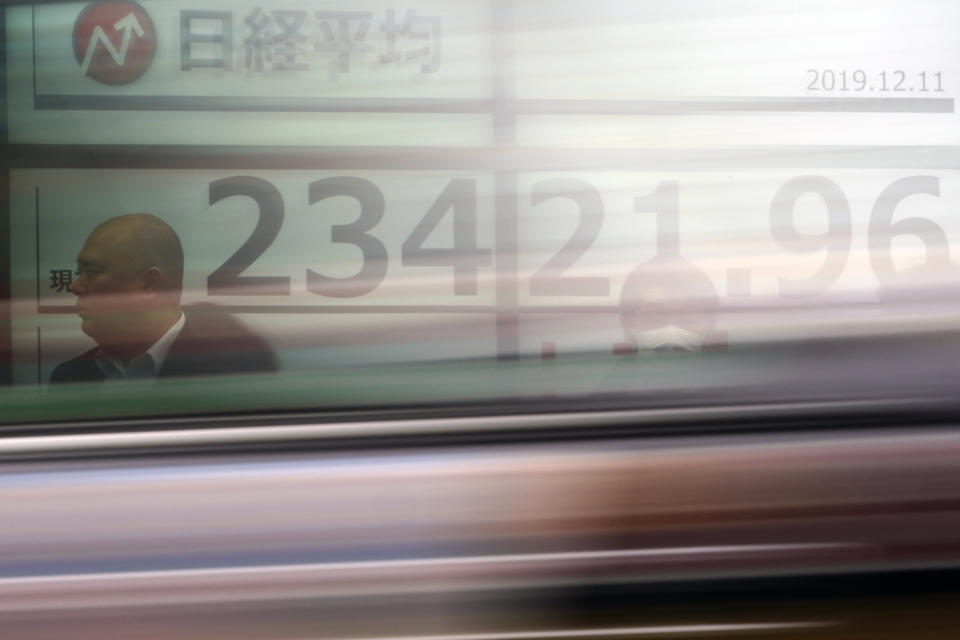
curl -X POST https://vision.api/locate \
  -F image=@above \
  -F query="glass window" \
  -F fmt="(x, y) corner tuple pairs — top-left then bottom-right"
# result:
(4, 0), (960, 425)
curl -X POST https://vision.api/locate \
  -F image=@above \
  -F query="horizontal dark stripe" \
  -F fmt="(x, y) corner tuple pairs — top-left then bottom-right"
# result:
(34, 94), (499, 114)
(516, 96), (956, 114)
(33, 94), (955, 114)
(36, 305), (625, 314)
(6, 145), (960, 170)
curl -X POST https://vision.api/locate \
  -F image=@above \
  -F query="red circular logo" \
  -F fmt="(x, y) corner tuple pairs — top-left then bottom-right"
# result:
(73, 1), (156, 85)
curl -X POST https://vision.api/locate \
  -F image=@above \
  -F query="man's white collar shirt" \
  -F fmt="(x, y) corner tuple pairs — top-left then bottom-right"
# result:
(95, 313), (185, 382)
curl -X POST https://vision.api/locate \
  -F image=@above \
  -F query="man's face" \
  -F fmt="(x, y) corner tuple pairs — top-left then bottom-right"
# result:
(72, 227), (149, 348)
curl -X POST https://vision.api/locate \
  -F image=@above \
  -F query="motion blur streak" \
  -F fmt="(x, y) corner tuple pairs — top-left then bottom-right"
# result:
(3, 423), (960, 638)
(288, 622), (839, 639)
(0, 544), (867, 610)
(0, 399), (933, 453)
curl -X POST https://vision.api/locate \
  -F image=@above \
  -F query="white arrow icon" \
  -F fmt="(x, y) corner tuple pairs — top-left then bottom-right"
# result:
(79, 12), (146, 76)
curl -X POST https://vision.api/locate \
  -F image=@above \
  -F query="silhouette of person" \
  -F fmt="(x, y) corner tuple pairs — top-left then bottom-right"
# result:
(50, 214), (276, 383)
(618, 257), (721, 354)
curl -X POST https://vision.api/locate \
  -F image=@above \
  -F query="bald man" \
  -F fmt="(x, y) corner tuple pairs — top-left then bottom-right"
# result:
(618, 257), (721, 353)
(50, 214), (276, 383)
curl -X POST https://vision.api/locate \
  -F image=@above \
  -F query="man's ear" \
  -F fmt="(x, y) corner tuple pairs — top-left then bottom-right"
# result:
(142, 266), (164, 294)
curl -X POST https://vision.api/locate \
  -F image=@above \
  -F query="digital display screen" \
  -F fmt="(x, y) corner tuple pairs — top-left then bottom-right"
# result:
(5, 0), (960, 399)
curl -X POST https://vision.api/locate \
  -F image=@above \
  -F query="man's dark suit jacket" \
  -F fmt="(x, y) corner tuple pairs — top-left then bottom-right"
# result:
(50, 310), (277, 384)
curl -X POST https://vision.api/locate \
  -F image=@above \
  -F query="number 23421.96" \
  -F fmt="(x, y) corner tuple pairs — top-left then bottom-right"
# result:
(208, 175), (951, 299)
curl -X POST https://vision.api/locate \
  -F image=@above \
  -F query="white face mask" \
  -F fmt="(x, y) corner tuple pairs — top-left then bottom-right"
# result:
(632, 324), (705, 352)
